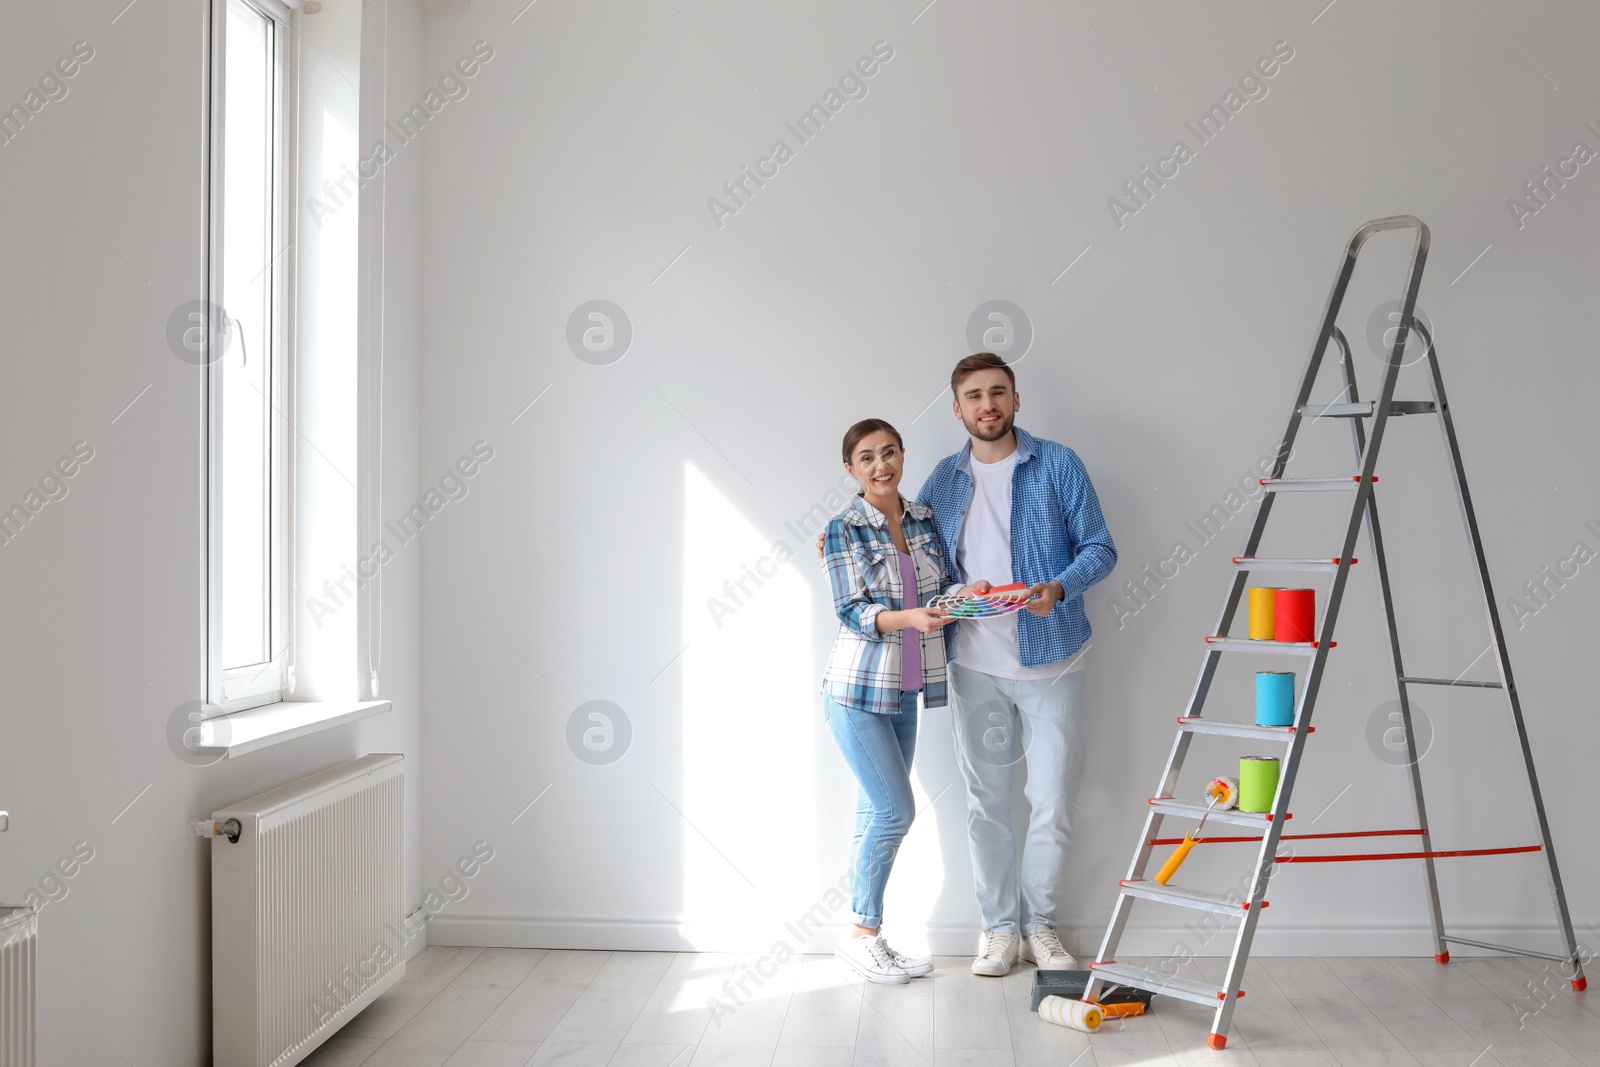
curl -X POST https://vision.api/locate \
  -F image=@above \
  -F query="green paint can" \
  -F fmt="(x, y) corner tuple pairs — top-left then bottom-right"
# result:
(1238, 756), (1280, 813)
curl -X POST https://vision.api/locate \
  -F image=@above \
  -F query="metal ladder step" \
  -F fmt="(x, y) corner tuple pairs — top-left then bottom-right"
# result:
(1089, 961), (1243, 1008)
(1149, 797), (1284, 829)
(1119, 878), (1265, 916)
(1204, 636), (1335, 654)
(1177, 716), (1311, 742)
(1233, 556), (1355, 572)
(1401, 675), (1503, 689)
(1300, 400), (1436, 418)
(1259, 476), (1377, 492)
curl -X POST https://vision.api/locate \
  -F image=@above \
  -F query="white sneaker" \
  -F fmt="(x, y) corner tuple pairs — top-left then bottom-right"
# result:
(970, 930), (1019, 977)
(1020, 926), (1077, 970)
(882, 940), (933, 977)
(835, 934), (911, 984)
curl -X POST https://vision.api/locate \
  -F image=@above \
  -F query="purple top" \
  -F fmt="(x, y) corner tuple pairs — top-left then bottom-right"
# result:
(896, 549), (923, 691)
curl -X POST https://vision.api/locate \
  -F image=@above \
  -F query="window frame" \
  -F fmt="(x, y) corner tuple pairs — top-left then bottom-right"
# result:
(205, 0), (297, 715)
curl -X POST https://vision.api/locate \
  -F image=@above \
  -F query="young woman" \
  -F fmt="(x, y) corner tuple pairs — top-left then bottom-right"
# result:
(820, 418), (965, 983)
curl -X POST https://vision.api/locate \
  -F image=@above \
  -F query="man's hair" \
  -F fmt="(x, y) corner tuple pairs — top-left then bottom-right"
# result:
(950, 352), (1016, 396)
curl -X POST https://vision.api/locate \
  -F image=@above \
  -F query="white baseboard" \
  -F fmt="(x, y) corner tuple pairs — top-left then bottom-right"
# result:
(402, 906), (429, 961)
(428, 911), (1594, 960)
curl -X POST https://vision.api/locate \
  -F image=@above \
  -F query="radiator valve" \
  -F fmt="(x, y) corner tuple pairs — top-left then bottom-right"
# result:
(194, 818), (243, 843)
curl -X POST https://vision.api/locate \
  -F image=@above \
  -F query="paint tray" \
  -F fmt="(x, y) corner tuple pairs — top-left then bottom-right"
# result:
(1029, 969), (1156, 1013)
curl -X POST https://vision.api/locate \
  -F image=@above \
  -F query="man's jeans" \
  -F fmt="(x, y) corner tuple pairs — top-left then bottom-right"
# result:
(824, 691), (918, 930)
(949, 662), (1085, 938)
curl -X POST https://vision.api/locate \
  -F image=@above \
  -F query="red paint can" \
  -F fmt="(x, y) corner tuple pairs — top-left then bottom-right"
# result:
(1274, 588), (1316, 643)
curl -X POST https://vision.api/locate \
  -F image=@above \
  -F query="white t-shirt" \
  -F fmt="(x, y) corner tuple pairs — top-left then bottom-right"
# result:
(954, 451), (1084, 680)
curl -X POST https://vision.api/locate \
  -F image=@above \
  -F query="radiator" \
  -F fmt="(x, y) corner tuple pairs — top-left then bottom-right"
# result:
(0, 907), (35, 1067)
(209, 754), (406, 1067)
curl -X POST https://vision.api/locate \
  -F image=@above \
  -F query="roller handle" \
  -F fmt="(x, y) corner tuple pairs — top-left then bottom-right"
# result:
(1154, 832), (1199, 886)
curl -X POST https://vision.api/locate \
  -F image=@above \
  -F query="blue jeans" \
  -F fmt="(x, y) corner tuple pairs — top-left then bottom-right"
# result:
(824, 690), (919, 930)
(949, 662), (1086, 937)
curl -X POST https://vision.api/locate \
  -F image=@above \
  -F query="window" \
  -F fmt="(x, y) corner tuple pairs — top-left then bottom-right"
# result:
(208, 0), (293, 712)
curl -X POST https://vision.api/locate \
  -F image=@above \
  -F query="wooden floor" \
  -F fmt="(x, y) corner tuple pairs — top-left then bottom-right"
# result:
(301, 946), (1600, 1067)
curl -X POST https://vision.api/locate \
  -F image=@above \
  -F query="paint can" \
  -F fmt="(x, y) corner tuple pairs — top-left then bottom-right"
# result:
(1274, 588), (1316, 643)
(1248, 587), (1279, 640)
(1238, 756), (1280, 813)
(1255, 672), (1296, 727)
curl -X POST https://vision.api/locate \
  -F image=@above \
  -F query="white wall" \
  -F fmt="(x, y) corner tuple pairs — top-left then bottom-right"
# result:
(0, 1), (425, 1064)
(3, 3), (1597, 1059)
(417, 0), (1600, 960)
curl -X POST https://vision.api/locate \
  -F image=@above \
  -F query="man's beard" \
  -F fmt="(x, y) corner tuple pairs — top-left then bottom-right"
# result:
(964, 411), (1014, 442)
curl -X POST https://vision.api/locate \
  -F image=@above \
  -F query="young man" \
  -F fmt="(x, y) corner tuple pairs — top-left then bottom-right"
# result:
(921, 353), (1116, 976)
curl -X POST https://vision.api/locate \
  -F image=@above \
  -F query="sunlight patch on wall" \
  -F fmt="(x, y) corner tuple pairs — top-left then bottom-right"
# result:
(879, 772), (947, 956)
(681, 462), (818, 948)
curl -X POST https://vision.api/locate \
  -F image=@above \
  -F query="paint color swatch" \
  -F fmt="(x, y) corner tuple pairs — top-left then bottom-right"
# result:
(928, 583), (1032, 619)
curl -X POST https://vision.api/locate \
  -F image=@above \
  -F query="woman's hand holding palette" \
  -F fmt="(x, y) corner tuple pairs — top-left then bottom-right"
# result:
(927, 582), (1033, 619)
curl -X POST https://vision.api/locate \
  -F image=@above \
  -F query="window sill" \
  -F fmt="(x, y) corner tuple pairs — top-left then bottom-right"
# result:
(197, 699), (392, 758)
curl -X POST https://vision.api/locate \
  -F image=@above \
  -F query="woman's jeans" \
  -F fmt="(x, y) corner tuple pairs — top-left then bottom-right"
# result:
(824, 690), (919, 930)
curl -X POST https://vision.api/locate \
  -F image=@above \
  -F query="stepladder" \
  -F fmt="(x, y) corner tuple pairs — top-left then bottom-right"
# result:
(1082, 215), (1586, 1050)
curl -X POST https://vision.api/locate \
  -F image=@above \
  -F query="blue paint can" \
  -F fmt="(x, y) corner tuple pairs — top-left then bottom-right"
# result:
(1255, 671), (1296, 727)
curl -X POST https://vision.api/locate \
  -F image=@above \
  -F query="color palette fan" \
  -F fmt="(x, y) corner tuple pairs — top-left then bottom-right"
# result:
(928, 582), (1032, 618)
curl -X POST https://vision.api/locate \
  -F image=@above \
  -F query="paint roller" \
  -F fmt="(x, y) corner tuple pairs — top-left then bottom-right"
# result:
(1037, 995), (1104, 1032)
(1153, 777), (1238, 886)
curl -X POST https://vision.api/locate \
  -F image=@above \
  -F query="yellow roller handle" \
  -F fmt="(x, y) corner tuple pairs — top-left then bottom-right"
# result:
(1154, 832), (1199, 885)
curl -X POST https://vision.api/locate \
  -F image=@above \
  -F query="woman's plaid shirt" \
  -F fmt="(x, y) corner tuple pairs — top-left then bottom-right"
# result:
(820, 494), (963, 715)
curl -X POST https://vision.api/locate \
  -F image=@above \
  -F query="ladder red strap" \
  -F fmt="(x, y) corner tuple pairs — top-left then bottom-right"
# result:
(1275, 844), (1541, 863)
(1145, 828), (1542, 861)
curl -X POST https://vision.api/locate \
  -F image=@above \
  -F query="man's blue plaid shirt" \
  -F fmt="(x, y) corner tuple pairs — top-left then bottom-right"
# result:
(917, 426), (1117, 668)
